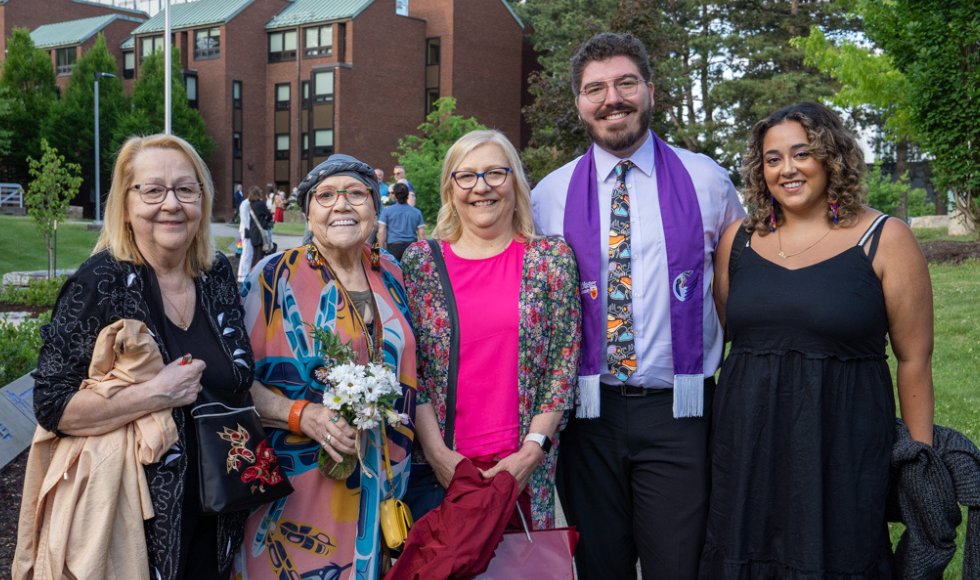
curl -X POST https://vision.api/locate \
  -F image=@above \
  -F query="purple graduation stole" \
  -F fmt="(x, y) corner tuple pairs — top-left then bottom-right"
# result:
(563, 130), (705, 418)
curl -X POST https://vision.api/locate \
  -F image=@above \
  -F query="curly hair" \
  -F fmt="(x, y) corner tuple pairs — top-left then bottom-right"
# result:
(741, 102), (868, 235)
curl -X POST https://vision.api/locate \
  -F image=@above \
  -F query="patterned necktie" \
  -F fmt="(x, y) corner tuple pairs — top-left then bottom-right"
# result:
(608, 160), (636, 382)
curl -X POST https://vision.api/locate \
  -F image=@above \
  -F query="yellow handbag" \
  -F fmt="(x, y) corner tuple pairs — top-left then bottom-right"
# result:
(379, 418), (414, 549)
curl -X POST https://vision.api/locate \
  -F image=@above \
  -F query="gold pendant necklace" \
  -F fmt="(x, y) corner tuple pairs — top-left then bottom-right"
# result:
(777, 227), (832, 259)
(162, 281), (192, 330)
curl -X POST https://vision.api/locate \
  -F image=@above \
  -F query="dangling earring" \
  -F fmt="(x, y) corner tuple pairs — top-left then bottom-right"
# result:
(451, 204), (458, 216)
(769, 194), (777, 232)
(370, 241), (381, 271)
(828, 192), (840, 224)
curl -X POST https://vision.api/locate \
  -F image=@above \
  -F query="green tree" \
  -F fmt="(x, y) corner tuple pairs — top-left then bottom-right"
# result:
(865, 166), (933, 218)
(861, 0), (980, 236)
(42, 34), (127, 207)
(0, 28), (59, 185)
(26, 140), (83, 278)
(392, 97), (486, 223)
(114, 46), (215, 162)
(0, 88), (13, 157)
(794, 26), (920, 219)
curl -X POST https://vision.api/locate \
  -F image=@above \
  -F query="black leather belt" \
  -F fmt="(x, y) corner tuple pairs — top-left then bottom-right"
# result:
(601, 382), (651, 397)
(602, 377), (716, 398)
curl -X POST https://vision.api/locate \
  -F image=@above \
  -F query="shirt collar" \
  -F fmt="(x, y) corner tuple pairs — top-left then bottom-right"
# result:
(592, 130), (655, 182)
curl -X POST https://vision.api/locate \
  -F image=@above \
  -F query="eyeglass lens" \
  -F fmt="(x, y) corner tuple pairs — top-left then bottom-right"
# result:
(452, 168), (511, 189)
(314, 188), (371, 207)
(135, 183), (202, 203)
(582, 76), (641, 103)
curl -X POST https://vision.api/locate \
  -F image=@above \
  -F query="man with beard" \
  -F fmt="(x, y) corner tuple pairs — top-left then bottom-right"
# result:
(531, 32), (744, 580)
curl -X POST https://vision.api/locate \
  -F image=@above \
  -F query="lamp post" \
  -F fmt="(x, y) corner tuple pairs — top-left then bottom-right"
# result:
(94, 71), (116, 226)
(164, 0), (172, 134)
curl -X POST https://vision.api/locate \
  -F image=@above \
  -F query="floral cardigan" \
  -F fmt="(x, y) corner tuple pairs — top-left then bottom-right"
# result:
(400, 236), (582, 529)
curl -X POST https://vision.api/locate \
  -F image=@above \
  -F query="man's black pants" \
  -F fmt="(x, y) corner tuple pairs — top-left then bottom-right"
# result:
(556, 379), (714, 580)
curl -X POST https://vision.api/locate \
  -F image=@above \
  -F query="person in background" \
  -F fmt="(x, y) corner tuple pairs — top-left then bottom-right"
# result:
(248, 185), (274, 269)
(237, 187), (252, 282)
(378, 182), (425, 263)
(273, 190), (286, 223)
(393, 164), (417, 207)
(401, 129), (582, 531)
(232, 183), (243, 225)
(531, 32), (745, 580)
(26, 133), (253, 580)
(375, 168), (390, 205)
(700, 101), (935, 579)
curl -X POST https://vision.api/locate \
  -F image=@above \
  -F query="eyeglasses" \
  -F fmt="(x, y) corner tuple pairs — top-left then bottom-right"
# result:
(313, 186), (372, 208)
(451, 167), (512, 190)
(132, 182), (203, 204)
(579, 75), (643, 103)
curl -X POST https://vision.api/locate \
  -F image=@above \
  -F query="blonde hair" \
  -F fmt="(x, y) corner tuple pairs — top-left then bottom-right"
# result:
(433, 130), (537, 242)
(93, 134), (215, 276)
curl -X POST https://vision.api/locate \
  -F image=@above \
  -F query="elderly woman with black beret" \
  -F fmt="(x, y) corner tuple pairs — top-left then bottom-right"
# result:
(233, 155), (417, 579)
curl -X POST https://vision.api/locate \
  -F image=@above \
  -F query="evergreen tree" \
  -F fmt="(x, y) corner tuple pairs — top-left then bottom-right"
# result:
(41, 33), (127, 206)
(0, 28), (59, 186)
(113, 46), (215, 163)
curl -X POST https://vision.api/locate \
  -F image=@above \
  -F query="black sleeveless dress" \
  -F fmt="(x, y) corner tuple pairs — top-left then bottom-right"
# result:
(700, 216), (895, 579)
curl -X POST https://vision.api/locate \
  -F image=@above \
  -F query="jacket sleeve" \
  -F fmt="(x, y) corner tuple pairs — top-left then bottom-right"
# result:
(400, 243), (433, 406)
(535, 240), (582, 415)
(32, 273), (106, 436)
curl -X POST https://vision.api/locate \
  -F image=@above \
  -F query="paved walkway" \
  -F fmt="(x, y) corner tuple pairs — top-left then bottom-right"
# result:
(210, 222), (305, 252)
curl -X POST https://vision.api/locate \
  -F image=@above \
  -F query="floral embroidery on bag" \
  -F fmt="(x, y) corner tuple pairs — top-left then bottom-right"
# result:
(243, 441), (285, 492)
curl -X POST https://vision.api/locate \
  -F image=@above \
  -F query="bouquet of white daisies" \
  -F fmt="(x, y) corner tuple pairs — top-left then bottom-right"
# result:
(307, 323), (408, 479)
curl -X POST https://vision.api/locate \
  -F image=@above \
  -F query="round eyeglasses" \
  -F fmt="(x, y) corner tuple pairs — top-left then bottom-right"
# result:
(451, 167), (512, 190)
(313, 187), (372, 208)
(579, 75), (642, 103)
(132, 183), (203, 204)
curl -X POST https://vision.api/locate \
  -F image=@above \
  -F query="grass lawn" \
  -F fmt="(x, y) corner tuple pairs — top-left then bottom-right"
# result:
(0, 216), (101, 278)
(913, 227), (976, 243)
(887, 259), (980, 578)
(273, 222), (306, 236)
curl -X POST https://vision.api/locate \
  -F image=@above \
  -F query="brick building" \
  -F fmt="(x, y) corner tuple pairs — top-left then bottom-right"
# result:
(3, 0), (526, 220)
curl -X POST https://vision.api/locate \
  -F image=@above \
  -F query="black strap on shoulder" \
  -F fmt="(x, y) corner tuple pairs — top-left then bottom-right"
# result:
(426, 239), (459, 450)
(858, 214), (890, 263)
(728, 226), (752, 284)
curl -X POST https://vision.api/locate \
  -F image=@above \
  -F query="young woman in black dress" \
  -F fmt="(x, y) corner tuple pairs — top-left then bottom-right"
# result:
(701, 102), (935, 579)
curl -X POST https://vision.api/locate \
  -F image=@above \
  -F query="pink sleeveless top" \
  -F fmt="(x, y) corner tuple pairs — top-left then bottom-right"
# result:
(443, 239), (524, 459)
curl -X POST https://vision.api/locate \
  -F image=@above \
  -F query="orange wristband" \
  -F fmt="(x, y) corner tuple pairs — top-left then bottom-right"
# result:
(288, 400), (311, 435)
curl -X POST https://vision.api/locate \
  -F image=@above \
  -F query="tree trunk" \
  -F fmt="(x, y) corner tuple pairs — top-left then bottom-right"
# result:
(896, 138), (908, 221)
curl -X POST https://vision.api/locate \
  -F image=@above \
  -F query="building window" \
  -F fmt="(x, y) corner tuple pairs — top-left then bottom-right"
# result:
(233, 132), (243, 158)
(233, 80), (242, 109)
(426, 38), (440, 65)
(304, 25), (332, 57)
(275, 134), (290, 160)
(141, 35), (164, 60)
(123, 51), (135, 79)
(268, 30), (297, 63)
(275, 83), (290, 110)
(426, 89), (440, 114)
(313, 71), (334, 104)
(301, 81), (310, 109)
(185, 73), (198, 108)
(194, 27), (220, 60)
(313, 129), (333, 157)
(301, 133), (309, 159)
(55, 47), (77, 75)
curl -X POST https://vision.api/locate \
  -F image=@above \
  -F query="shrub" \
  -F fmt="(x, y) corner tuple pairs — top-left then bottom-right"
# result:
(0, 312), (49, 387)
(0, 275), (65, 307)
(866, 165), (934, 218)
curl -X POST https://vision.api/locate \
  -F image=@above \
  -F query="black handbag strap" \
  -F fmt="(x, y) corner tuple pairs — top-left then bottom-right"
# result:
(426, 239), (459, 450)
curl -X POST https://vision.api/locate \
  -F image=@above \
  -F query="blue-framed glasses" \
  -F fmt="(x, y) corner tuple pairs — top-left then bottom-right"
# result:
(451, 167), (512, 190)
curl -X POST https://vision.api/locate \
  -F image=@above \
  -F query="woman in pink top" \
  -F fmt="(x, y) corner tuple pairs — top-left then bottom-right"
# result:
(401, 130), (583, 529)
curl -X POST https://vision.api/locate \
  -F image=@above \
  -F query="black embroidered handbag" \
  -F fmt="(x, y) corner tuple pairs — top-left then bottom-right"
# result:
(191, 391), (294, 513)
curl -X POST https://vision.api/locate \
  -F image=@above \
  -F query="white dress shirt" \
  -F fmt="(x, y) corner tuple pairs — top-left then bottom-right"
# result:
(532, 134), (745, 388)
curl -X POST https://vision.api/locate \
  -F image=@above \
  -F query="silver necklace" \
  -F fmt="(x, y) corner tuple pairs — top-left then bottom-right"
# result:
(161, 280), (193, 330)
